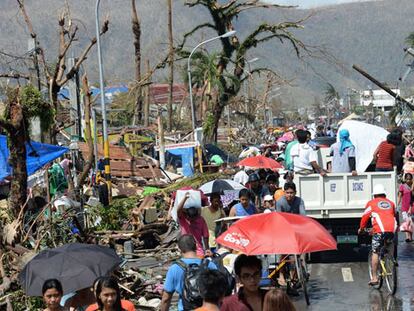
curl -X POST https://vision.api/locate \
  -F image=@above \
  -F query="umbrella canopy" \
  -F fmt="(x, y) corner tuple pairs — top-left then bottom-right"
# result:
(20, 243), (122, 296)
(199, 179), (245, 195)
(216, 212), (337, 255)
(237, 155), (283, 170)
(277, 131), (294, 142)
(239, 146), (261, 159)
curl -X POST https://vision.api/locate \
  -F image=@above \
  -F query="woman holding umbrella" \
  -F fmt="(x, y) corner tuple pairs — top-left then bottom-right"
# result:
(42, 279), (69, 311)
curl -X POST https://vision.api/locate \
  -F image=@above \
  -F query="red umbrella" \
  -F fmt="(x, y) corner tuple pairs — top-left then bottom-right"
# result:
(216, 212), (337, 255)
(237, 155), (283, 169)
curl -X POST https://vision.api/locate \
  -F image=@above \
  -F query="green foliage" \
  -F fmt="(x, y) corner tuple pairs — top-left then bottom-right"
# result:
(109, 91), (135, 126)
(405, 32), (414, 48)
(161, 172), (227, 194)
(20, 84), (54, 131)
(352, 105), (366, 115)
(94, 196), (138, 230)
(324, 83), (340, 103)
(10, 290), (43, 310)
(203, 112), (215, 139)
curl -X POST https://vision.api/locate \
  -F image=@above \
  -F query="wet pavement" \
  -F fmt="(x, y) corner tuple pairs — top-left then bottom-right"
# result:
(293, 233), (414, 310)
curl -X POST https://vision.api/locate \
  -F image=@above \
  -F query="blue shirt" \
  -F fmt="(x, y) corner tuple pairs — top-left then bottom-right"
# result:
(234, 202), (256, 216)
(163, 258), (217, 311)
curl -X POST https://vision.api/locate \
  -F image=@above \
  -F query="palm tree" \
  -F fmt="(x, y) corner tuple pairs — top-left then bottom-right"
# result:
(324, 83), (340, 103)
(186, 51), (239, 141)
(405, 32), (414, 47)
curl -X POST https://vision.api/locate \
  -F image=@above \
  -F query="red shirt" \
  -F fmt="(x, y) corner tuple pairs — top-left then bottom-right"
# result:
(220, 288), (267, 311)
(375, 141), (395, 169)
(360, 197), (397, 234)
(178, 214), (209, 256)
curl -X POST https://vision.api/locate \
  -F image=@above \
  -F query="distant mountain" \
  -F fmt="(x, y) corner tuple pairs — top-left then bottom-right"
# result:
(1, 0), (414, 107)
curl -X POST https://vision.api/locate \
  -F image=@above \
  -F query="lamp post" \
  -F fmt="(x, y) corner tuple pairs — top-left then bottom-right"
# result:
(187, 30), (237, 134)
(95, 0), (111, 198)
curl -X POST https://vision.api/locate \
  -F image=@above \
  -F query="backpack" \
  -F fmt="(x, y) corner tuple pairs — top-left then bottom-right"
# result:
(175, 258), (210, 310)
(211, 252), (236, 296)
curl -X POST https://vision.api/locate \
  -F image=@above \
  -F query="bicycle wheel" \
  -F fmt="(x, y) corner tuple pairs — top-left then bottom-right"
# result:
(301, 264), (310, 305)
(368, 251), (383, 289)
(384, 254), (397, 295)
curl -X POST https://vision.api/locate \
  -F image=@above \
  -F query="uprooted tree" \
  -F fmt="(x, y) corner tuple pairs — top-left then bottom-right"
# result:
(178, 0), (314, 142)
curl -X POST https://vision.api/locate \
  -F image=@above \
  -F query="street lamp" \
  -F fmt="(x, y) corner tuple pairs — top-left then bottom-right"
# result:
(187, 30), (237, 134)
(95, 0), (111, 197)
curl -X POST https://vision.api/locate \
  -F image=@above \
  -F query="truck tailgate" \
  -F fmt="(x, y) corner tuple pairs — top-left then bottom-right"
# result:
(296, 171), (397, 219)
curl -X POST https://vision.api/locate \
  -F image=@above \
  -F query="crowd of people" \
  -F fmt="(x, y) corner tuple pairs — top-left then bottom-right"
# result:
(40, 124), (414, 311)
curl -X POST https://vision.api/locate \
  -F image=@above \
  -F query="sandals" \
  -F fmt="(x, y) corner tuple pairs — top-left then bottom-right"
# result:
(368, 280), (379, 286)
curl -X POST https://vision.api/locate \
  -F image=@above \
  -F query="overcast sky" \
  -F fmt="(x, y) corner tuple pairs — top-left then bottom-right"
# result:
(262, 0), (375, 8)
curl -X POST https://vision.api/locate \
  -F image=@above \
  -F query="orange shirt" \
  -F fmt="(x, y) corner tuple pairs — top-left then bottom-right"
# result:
(85, 300), (135, 311)
(360, 197), (397, 234)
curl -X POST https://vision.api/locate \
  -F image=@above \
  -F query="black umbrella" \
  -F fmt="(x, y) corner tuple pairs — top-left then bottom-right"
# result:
(199, 179), (245, 195)
(20, 243), (122, 296)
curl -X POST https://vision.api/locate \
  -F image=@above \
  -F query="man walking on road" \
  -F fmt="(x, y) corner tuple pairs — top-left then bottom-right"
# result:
(358, 184), (397, 286)
(161, 235), (217, 311)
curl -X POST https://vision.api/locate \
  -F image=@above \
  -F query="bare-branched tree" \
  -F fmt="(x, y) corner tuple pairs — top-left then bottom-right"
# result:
(178, 0), (315, 142)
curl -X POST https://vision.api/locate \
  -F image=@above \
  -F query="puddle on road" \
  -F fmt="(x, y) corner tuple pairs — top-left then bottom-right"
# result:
(368, 291), (403, 311)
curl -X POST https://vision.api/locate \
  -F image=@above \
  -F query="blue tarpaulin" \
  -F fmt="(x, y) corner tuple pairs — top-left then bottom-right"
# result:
(0, 135), (69, 181)
(167, 147), (194, 177)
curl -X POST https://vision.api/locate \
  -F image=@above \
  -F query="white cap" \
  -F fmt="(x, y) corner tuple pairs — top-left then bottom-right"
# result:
(372, 184), (386, 196)
(263, 195), (274, 201)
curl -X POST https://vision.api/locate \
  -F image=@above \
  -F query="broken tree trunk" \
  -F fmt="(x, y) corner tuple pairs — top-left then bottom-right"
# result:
(131, 0), (143, 124)
(6, 90), (28, 217)
(78, 74), (94, 186)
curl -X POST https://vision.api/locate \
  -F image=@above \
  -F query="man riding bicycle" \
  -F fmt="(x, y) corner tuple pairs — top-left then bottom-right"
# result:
(358, 184), (397, 286)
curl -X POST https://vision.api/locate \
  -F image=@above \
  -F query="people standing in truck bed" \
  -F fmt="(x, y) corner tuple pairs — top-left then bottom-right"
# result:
(329, 129), (357, 175)
(373, 134), (396, 172)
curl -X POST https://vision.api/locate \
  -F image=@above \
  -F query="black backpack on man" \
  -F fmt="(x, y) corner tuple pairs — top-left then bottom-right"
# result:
(175, 258), (210, 310)
(211, 252), (236, 296)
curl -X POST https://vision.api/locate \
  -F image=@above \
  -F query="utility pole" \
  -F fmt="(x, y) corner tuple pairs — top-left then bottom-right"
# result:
(95, 0), (111, 199)
(167, 0), (174, 132)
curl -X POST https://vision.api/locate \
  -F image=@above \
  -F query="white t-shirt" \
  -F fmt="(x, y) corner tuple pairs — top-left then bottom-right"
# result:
(233, 170), (249, 185)
(290, 143), (318, 172)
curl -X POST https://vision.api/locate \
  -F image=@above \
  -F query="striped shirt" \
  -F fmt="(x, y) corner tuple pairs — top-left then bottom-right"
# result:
(375, 141), (395, 170)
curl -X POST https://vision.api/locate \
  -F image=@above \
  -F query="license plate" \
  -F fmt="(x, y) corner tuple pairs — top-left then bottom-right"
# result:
(337, 235), (358, 244)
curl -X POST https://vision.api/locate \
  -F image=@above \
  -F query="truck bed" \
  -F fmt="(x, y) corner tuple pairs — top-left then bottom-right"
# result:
(296, 171), (397, 219)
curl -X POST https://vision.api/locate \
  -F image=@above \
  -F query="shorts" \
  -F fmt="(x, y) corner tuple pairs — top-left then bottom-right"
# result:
(372, 232), (394, 254)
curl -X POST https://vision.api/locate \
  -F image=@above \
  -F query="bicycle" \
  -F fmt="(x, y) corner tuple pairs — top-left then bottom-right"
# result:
(362, 229), (398, 295)
(268, 254), (310, 305)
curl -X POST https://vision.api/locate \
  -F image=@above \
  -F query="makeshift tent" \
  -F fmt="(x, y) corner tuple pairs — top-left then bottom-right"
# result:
(0, 135), (69, 182)
(337, 120), (388, 172)
(166, 147), (194, 177)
